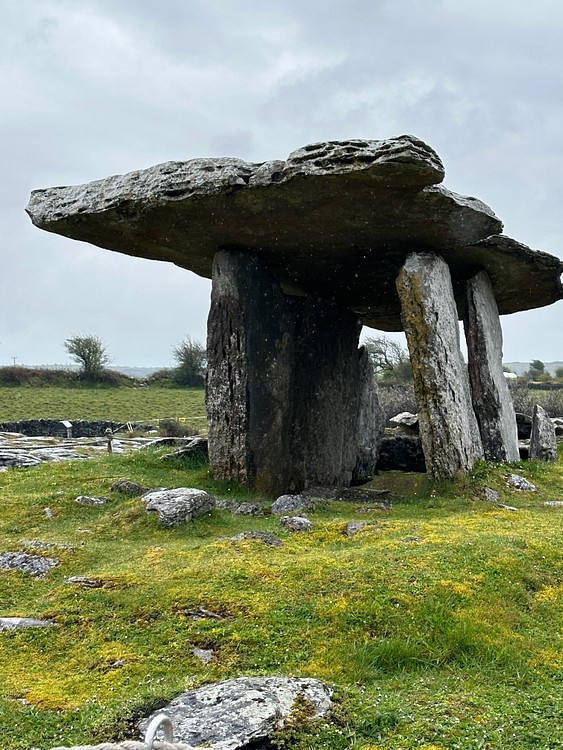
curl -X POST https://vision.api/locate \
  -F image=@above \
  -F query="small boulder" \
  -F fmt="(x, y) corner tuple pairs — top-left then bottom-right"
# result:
(0, 617), (55, 631)
(75, 495), (108, 506)
(143, 488), (215, 526)
(193, 647), (215, 665)
(233, 503), (265, 516)
(271, 494), (314, 515)
(345, 521), (366, 536)
(529, 404), (557, 461)
(280, 516), (313, 532)
(0, 552), (59, 578)
(388, 412), (419, 432)
(229, 531), (283, 547)
(481, 487), (500, 503)
(506, 474), (537, 492)
(139, 676), (332, 749)
(110, 478), (151, 496)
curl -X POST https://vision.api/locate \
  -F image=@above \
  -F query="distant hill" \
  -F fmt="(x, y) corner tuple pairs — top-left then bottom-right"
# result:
(504, 361), (563, 376)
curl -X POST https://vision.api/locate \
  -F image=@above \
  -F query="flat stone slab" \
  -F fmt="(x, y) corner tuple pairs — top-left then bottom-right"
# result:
(139, 676), (332, 749)
(27, 136), (563, 331)
(0, 617), (55, 631)
(0, 552), (59, 577)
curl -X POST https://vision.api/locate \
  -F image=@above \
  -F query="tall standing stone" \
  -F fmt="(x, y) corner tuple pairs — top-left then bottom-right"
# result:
(529, 403), (557, 461)
(464, 271), (520, 462)
(352, 347), (385, 484)
(206, 250), (294, 495)
(396, 253), (483, 478)
(207, 249), (384, 495)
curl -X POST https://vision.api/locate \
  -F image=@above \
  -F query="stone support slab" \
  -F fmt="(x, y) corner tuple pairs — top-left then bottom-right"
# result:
(464, 271), (520, 462)
(396, 253), (483, 478)
(206, 249), (384, 496)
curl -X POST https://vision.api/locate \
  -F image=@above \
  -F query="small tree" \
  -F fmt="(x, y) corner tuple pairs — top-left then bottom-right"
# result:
(65, 334), (110, 381)
(364, 335), (413, 383)
(172, 337), (207, 387)
(527, 359), (551, 382)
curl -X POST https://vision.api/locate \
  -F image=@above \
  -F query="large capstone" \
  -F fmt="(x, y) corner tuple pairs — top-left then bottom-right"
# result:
(396, 253), (484, 477)
(26, 137), (563, 332)
(464, 270), (520, 462)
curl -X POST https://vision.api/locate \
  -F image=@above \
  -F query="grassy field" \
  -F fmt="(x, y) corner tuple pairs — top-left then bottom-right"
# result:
(0, 386), (207, 431)
(0, 446), (562, 749)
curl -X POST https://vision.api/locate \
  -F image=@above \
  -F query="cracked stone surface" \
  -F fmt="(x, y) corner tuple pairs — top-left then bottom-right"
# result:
(26, 135), (563, 331)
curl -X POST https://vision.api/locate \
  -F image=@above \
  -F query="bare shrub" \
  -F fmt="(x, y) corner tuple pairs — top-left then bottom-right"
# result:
(509, 384), (563, 418)
(158, 418), (200, 438)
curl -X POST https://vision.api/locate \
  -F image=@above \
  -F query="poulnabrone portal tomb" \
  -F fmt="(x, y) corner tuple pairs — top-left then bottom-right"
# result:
(26, 136), (563, 495)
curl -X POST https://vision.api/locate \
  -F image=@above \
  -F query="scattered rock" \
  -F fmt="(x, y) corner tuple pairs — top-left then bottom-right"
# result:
(183, 606), (229, 621)
(552, 417), (563, 437)
(481, 487), (500, 503)
(0, 617), (55, 631)
(193, 647), (215, 665)
(401, 536), (423, 543)
(497, 503), (518, 511)
(143, 488), (216, 527)
(44, 507), (54, 520)
(0, 450), (42, 468)
(529, 404), (557, 461)
(75, 495), (109, 506)
(506, 474), (537, 492)
(388, 412), (419, 432)
(161, 437), (209, 462)
(64, 576), (105, 588)
(229, 531), (283, 547)
(280, 516), (313, 532)
(232, 503), (265, 516)
(271, 495), (315, 515)
(139, 676), (332, 749)
(20, 540), (73, 552)
(110, 478), (151, 496)
(0, 552), (59, 577)
(345, 521), (366, 536)
(215, 499), (239, 512)
(544, 501), (563, 507)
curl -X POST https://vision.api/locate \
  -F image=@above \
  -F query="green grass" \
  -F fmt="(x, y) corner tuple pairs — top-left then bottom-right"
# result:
(0, 386), (206, 431)
(0, 447), (562, 749)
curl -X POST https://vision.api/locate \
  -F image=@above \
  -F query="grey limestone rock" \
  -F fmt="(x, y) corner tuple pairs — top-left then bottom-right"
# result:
(345, 521), (367, 536)
(337, 487), (392, 506)
(232, 503), (264, 516)
(352, 347), (386, 483)
(0, 552), (59, 577)
(143, 488), (215, 526)
(0, 617), (55, 631)
(464, 270), (519, 462)
(28, 137), (563, 331)
(64, 576), (105, 588)
(506, 474), (537, 492)
(110, 478), (151, 496)
(271, 494), (314, 516)
(75, 495), (108, 506)
(481, 487), (501, 503)
(280, 516), (313, 532)
(229, 532), (283, 547)
(193, 647), (215, 665)
(139, 676), (332, 749)
(389, 412), (419, 432)
(396, 253), (484, 478)
(529, 404), (557, 461)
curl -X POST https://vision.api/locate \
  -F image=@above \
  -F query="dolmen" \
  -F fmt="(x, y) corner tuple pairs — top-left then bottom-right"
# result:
(27, 136), (563, 494)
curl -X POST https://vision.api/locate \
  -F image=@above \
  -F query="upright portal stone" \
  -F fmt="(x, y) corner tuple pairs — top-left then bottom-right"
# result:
(206, 250), (294, 495)
(206, 249), (382, 495)
(396, 253), (483, 477)
(464, 271), (520, 462)
(529, 404), (557, 461)
(352, 347), (385, 484)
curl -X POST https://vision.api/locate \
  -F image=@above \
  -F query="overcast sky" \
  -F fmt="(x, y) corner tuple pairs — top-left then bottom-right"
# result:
(2, 0), (562, 367)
